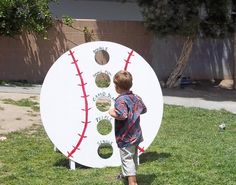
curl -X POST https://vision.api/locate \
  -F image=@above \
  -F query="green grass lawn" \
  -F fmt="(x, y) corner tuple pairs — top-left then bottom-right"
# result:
(0, 105), (236, 185)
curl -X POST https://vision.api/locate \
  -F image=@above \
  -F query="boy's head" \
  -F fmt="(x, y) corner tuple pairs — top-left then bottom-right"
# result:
(113, 70), (133, 92)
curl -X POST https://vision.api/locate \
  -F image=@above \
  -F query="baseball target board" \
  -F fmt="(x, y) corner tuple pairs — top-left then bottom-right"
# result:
(40, 41), (163, 168)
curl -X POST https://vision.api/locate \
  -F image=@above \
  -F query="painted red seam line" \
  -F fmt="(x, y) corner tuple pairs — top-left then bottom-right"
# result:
(137, 146), (145, 153)
(67, 49), (90, 158)
(79, 83), (87, 86)
(124, 50), (134, 71)
(122, 49), (144, 153)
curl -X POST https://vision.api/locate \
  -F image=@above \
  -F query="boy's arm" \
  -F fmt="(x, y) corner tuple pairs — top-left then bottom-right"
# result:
(109, 108), (127, 120)
(136, 95), (147, 114)
(141, 100), (147, 114)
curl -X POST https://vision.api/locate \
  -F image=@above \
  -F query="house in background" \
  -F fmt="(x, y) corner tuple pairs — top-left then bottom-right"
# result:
(49, 0), (143, 21)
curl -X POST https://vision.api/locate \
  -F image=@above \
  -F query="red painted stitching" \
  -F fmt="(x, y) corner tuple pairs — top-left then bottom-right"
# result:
(67, 49), (91, 158)
(137, 146), (145, 153)
(124, 50), (134, 71)
(123, 50), (144, 153)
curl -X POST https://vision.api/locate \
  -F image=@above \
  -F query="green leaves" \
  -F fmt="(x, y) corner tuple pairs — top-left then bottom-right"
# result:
(137, 0), (233, 38)
(0, 0), (55, 37)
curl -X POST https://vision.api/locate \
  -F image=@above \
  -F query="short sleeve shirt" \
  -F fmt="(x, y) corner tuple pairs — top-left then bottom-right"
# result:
(114, 91), (147, 148)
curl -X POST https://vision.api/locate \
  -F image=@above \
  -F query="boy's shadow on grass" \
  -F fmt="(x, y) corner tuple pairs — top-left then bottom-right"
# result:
(137, 174), (156, 185)
(54, 151), (171, 168)
(123, 174), (156, 185)
(140, 151), (171, 163)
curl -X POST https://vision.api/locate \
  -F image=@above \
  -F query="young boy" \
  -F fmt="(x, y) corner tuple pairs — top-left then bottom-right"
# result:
(109, 70), (147, 185)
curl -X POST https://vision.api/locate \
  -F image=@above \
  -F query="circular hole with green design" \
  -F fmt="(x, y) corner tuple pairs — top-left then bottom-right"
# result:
(97, 119), (112, 135)
(95, 50), (109, 65)
(95, 73), (111, 88)
(97, 143), (113, 159)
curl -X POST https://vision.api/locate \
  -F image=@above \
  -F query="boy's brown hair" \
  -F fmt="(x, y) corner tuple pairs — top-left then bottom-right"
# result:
(113, 70), (133, 91)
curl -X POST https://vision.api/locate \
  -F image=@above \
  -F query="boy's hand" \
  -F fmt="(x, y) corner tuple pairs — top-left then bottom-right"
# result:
(108, 108), (117, 118)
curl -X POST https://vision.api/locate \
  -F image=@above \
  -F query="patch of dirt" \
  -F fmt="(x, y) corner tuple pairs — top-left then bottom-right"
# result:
(0, 93), (41, 134)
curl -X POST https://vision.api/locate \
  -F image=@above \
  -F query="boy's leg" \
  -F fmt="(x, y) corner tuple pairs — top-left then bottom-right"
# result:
(128, 175), (138, 185)
(119, 145), (138, 184)
(129, 148), (138, 185)
(133, 147), (138, 170)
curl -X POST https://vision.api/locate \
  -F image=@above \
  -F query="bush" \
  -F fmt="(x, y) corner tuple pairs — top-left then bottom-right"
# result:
(0, 0), (56, 36)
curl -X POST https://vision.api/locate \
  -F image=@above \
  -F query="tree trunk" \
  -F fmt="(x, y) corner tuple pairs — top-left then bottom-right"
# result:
(233, 15), (236, 90)
(166, 36), (195, 88)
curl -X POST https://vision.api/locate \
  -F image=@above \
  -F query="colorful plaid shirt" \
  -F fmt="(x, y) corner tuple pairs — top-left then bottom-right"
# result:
(114, 91), (147, 148)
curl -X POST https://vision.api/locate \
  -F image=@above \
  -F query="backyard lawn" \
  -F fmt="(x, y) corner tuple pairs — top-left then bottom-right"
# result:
(0, 104), (235, 185)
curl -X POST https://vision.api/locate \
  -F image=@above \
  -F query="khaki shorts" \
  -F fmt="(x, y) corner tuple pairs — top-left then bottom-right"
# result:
(119, 145), (138, 177)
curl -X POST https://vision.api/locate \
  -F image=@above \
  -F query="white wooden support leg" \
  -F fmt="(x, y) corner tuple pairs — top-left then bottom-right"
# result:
(53, 145), (57, 152)
(69, 159), (76, 170)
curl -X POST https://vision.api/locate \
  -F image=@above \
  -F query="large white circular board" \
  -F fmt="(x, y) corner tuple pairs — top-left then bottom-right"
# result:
(40, 41), (163, 168)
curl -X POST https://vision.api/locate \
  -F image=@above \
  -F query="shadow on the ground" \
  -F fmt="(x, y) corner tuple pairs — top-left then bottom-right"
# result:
(140, 151), (171, 163)
(54, 157), (90, 169)
(121, 173), (156, 185)
(137, 173), (156, 185)
(53, 151), (171, 169)
(162, 81), (236, 102)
